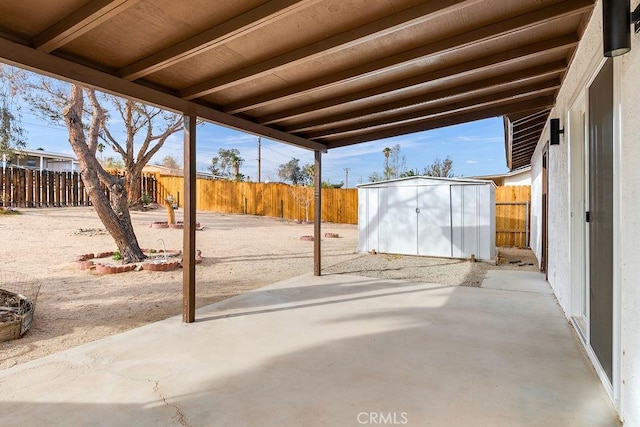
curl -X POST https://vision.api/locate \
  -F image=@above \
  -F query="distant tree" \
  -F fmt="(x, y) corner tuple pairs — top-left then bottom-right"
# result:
(368, 171), (384, 182)
(301, 163), (315, 186)
(399, 168), (420, 178)
(97, 143), (105, 162)
(322, 181), (344, 188)
(0, 65), (26, 156)
(389, 144), (406, 179)
(424, 156), (454, 177)
(103, 156), (124, 170)
(160, 155), (181, 171)
(208, 148), (244, 180)
(382, 147), (391, 180)
(277, 158), (304, 184)
(374, 144), (407, 181)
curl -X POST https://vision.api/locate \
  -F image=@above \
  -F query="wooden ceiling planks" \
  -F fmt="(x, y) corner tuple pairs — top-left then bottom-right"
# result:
(0, 0), (596, 166)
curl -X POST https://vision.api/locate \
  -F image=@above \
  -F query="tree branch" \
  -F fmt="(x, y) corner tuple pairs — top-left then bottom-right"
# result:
(63, 85), (116, 187)
(84, 88), (104, 156)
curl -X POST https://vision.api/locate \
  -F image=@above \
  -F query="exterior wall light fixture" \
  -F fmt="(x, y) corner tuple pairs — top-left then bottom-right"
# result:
(550, 118), (564, 146)
(603, 0), (640, 57)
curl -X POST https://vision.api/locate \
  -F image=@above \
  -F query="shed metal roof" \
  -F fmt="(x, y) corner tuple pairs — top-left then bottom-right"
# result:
(357, 175), (496, 187)
(0, 0), (595, 165)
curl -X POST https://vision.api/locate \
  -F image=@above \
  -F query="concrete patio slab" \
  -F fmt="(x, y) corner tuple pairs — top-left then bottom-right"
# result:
(0, 273), (618, 426)
(482, 270), (554, 294)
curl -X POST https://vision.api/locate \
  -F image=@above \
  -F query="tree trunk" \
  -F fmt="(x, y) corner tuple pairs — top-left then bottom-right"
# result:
(126, 166), (143, 210)
(86, 174), (145, 262)
(63, 86), (146, 263)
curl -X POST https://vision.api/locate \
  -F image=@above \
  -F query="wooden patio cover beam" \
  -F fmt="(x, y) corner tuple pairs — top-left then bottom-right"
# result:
(512, 136), (542, 154)
(305, 79), (561, 140)
(512, 151), (537, 163)
(258, 34), (578, 125)
(0, 37), (326, 153)
(513, 123), (544, 145)
(513, 120), (546, 136)
(285, 62), (565, 133)
(119, 0), (324, 81)
(512, 109), (552, 125)
(33, 0), (142, 53)
(512, 138), (544, 154)
(179, 0), (483, 100)
(223, 0), (592, 113)
(326, 96), (555, 148)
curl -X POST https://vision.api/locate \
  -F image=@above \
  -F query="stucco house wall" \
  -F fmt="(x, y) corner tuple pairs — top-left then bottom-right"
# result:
(503, 170), (531, 186)
(529, 1), (640, 423)
(619, 3), (640, 422)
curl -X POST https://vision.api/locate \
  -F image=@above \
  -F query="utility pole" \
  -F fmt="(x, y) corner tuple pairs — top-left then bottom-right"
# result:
(257, 136), (261, 183)
(344, 167), (350, 188)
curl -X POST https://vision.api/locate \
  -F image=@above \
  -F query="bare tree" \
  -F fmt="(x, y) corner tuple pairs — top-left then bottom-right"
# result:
(101, 97), (183, 208)
(63, 85), (145, 262)
(159, 154), (181, 173)
(290, 185), (313, 222)
(424, 156), (454, 177)
(20, 72), (182, 209)
(13, 67), (185, 262)
(0, 65), (26, 156)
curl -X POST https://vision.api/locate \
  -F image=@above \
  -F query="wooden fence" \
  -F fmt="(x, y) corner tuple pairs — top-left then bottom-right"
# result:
(495, 185), (531, 247)
(0, 168), (157, 208)
(155, 175), (359, 224)
(2, 168), (530, 247)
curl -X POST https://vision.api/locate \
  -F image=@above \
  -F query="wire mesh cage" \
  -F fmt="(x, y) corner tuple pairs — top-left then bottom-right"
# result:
(0, 271), (41, 342)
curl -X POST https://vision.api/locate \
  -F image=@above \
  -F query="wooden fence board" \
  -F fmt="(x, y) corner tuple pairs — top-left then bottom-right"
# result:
(155, 175), (359, 225)
(495, 186), (531, 247)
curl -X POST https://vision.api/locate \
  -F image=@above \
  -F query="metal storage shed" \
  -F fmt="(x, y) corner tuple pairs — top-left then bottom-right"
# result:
(358, 176), (496, 261)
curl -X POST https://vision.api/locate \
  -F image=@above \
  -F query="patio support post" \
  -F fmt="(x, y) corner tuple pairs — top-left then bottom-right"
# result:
(314, 150), (322, 276)
(183, 114), (197, 323)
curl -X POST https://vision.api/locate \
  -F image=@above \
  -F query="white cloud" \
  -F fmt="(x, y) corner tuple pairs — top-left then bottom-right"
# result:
(466, 160), (478, 164)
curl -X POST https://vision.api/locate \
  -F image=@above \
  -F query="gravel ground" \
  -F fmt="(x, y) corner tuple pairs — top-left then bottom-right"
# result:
(0, 207), (539, 369)
(326, 246), (539, 286)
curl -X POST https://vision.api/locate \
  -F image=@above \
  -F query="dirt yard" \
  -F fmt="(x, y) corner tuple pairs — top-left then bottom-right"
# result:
(0, 206), (539, 370)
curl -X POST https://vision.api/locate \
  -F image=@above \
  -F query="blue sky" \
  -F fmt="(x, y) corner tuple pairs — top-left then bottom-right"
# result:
(19, 109), (508, 187)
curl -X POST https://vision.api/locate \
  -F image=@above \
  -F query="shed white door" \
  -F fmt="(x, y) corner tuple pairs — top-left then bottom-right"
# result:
(451, 185), (484, 259)
(379, 186), (417, 254)
(417, 186), (452, 257)
(359, 188), (380, 253)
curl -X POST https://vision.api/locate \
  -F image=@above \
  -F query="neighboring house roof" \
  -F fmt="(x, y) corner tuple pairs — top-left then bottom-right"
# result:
(470, 166), (532, 181)
(8, 148), (78, 162)
(142, 164), (181, 174)
(143, 164), (215, 180)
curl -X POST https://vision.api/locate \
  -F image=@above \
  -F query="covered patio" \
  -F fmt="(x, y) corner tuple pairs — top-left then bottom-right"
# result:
(0, 272), (618, 426)
(1, 1), (626, 424)
(0, 0), (595, 321)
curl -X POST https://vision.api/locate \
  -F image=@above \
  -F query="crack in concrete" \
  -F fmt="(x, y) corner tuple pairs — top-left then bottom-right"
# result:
(74, 356), (190, 426)
(153, 380), (189, 427)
